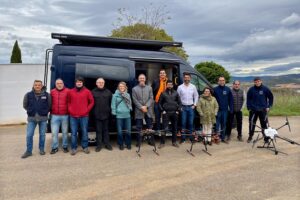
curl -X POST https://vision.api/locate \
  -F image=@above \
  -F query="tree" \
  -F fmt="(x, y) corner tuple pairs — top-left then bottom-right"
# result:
(10, 40), (22, 63)
(195, 61), (231, 84)
(111, 4), (188, 61)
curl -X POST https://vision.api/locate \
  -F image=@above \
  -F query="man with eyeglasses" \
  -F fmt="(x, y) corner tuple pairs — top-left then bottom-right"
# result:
(226, 80), (245, 142)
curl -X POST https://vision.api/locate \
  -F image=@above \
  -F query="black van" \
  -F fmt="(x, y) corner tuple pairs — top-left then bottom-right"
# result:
(44, 33), (211, 132)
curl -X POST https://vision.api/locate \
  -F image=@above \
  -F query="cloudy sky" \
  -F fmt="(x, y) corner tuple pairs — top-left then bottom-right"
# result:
(1, 0), (300, 76)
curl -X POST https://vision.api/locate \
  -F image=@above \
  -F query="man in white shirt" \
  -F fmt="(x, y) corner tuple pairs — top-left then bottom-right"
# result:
(177, 72), (199, 143)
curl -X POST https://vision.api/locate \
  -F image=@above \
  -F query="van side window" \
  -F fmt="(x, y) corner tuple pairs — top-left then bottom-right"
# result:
(191, 74), (208, 93)
(76, 63), (130, 81)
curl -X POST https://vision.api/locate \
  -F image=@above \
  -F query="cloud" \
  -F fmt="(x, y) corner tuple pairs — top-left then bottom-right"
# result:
(218, 28), (300, 62)
(262, 62), (300, 72)
(281, 12), (300, 26)
(0, 0), (300, 77)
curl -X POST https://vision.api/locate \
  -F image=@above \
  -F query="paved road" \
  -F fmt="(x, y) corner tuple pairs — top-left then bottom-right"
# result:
(0, 117), (299, 200)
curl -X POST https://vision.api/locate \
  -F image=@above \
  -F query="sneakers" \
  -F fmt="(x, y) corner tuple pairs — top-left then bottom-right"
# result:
(63, 148), (69, 153)
(39, 150), (46, 155)
(105, 144), (113, 151)
(95, 146), (102, 152)
(179, 140), (185, 144)
(21, 151), (32, 159)
(70, 149), (77, 156)
(83, 148), (90, 154)
(50, 148), (58, 154)
(119, 145), (124, 150)
(127, 145), (131, 150)
(247, 137), (252, 143)
(172, 143), (179, 148)
(158, 143), (165, 149)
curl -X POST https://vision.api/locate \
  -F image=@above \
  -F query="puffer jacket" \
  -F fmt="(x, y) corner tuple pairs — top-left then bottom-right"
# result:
(196, 95), (219, 125)
(50, 87), (69, 115)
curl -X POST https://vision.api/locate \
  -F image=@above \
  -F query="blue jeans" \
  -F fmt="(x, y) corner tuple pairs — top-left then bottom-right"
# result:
(181, 105), (195, 140)
(70, 116), (89, 150)
(26, 120), (47, 153)
(51, 115), (69, 149)
(117, 118), (131, 146)
(216, 110), (228, 140)
(154, 102), (161, 131)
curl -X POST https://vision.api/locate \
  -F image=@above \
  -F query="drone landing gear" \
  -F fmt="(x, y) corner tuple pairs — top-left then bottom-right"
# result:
(257, 139), (288, 155)
(136, 130), (159, 157)
(186, 137), (212, 157)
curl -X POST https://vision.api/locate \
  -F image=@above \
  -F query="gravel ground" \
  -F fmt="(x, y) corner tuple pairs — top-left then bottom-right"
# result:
(0, 116), (299, 200)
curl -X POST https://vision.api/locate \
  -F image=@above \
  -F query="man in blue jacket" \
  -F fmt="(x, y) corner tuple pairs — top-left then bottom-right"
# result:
(21, 80), (51, 158)
(247, 77), (274, 143)
(213, 76), (233, 143)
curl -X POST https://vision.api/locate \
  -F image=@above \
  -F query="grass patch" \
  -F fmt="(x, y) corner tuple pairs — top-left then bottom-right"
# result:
(242, 88), (300, 116)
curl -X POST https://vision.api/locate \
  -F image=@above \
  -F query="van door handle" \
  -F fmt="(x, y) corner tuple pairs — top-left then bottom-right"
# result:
(174, 77), (178, 85)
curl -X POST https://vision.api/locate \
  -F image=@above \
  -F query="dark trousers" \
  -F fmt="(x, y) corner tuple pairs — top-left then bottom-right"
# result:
(161, 112), (178, 144)
(227, 111), (243, 138)
(248, 110), (267, 138)
(216, 110), (228, 140)
(136, 115), (153, 143)
(154, 102), (161, 131)
(95, 119), (110, 147)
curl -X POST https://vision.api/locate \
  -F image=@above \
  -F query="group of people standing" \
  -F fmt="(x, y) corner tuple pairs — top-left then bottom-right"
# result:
(21, 70), (274, 159)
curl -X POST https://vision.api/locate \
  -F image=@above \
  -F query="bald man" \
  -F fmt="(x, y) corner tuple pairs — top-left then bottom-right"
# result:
(92, 78), (113, 151)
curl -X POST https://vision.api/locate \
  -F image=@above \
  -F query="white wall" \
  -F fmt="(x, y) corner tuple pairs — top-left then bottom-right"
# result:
(0, 64), (49, 125)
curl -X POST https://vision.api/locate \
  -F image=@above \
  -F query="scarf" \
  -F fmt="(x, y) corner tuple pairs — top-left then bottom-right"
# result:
(121, 92), (132, 110)
(155, 78), (167, 103)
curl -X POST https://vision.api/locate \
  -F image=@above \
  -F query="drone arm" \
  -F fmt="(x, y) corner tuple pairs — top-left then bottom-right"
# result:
(275, 135), (300, 146)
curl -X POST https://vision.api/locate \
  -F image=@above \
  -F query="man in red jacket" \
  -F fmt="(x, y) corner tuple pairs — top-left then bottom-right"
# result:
(50, 78), (69, 154)
(68, 77), (94, 155)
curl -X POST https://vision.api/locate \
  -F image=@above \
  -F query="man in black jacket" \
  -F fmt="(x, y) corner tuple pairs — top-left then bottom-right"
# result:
(158, 80), (182, 148)
(92, 78), (113, 151)
(246, 77), (274, 143)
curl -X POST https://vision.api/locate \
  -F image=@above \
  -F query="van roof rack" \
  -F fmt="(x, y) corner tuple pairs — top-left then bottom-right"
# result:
(51, 33), (183, 51)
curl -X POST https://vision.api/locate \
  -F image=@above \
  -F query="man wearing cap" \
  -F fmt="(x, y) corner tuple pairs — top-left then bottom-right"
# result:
(246, 77), (274, 143)
(68, 77), (94, 155)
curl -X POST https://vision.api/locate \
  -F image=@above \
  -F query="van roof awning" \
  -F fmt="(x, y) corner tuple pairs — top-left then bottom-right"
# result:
(51, 33), (182, 51)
